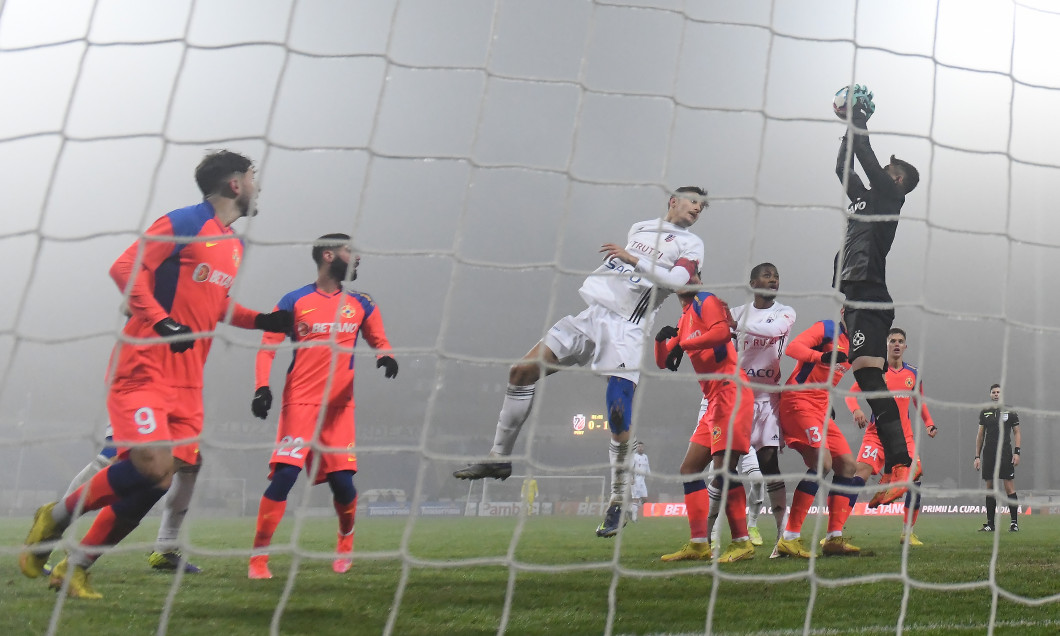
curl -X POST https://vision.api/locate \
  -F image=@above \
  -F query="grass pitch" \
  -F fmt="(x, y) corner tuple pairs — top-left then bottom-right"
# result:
(2, 513), (1059, 635)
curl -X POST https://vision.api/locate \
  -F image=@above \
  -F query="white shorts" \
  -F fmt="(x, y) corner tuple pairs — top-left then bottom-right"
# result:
(632, 478), (648, 499)
(542, 304), (645, 383)
(749, 393), (782, 449)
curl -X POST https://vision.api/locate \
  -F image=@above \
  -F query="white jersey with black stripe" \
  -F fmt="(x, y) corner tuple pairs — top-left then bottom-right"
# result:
(577, 218), (704, 324)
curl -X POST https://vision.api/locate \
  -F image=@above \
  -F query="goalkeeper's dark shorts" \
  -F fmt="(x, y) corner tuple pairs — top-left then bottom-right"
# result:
(842, 282), (894, 362)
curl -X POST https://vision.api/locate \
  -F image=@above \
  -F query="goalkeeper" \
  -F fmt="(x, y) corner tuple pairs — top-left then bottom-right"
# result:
(833, 85), (920, 505)
(454, 187), (706, 540)
(19, 151), (292, 599)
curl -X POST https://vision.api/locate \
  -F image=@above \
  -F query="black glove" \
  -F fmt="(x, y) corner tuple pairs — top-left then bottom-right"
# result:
(655, 325), (678, 343)
(665, 345), (684, 372)
(251, 386), (272, 419)
(377, 356), (398, 379)
(153, 317), (194, 353)
(819, 349), (848, 366)
(255, 310), (293, 333)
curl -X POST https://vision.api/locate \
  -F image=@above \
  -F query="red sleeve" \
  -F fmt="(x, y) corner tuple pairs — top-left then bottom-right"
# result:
(361, 306), (392, 355)
(916, 381), (935, 429)
(109, 216), (179, 326)
(678, 296), (732, 352)
(654, 333), (679, 369)
(845, 381), (862, 413)
(254, 304), (285, 389)
(785, 322), (827, 364)
(219, 299), (261, 330)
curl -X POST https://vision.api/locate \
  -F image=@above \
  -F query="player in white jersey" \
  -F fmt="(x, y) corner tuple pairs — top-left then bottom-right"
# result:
(455, 187), (707, 538)
(631, 442), (651, 521)
(705, 264), (795, 553)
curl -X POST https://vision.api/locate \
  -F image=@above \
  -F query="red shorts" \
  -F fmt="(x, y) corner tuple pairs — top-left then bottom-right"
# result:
(690, 382), (753, 455)
(107, 385), (202, 465)
(269, 402), (357, 484)
(779, 397), (851, 457)
(858, 429), (923, 479)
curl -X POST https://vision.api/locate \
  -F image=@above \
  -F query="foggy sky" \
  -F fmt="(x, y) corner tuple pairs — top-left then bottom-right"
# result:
(1, 0), (1059, 507)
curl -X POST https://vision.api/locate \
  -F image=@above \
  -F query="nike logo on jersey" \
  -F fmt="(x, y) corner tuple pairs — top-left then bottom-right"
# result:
(301, 308), (317, 315)
(205, 242), (219, 247)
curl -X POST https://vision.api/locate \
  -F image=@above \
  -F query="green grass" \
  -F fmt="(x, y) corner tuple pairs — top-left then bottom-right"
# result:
(2, 514), (1059, 635)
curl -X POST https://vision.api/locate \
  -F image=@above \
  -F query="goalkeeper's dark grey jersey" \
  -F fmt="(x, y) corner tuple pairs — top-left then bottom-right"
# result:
(833, 131), (905, 291)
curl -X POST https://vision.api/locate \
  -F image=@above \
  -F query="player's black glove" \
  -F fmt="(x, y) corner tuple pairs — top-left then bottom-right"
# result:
(665, 344), (684, 372)
(153, 317), (195, 353)
(655, 325), (679, 342)
(251, 386), (272, 419)
(819, 349), (848, 366)
(377, 356), (398, 379)
(255, 310), (293, 333)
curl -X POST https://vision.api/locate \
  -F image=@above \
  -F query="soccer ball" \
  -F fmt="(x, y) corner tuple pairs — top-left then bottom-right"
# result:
(833, 86), (852, 119)
(833, 84), (874, 121)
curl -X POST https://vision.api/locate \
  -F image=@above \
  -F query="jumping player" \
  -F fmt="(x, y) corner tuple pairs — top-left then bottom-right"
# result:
(20, 151), (292, 599)
(454, 188), (706, 539)
(846, 328), (937, 546)
(248, 233), (396, 579)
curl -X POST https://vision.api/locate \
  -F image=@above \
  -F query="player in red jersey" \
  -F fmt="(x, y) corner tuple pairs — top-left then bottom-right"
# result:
(846, 328), (937, 545)
(774, 316), (865, 558)
(655, 279), (756, 563)
(19, 151), (292, 599)
(248, 234), (396, 579)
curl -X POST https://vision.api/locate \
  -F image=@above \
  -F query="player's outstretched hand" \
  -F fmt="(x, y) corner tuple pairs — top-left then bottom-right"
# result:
(850, 84), (874, 127)
(255, 310), (293, 333)
(927, 425), (938, 438)
(665, 344), (684, 372)
(377, 356), (398, 379)
(154, 317), (195, 353)
(655, 325), (679, 342)
(251, 386), (272, 419)
(819, 349), (848, 366)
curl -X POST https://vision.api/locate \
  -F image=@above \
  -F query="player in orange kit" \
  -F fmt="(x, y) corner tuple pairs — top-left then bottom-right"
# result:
(20, 151), (292, 599)
(846, 328), (937, 546)
(248, 233), (396, 579)
(774, 315), (865, 558)
(655, 278), (756, 563)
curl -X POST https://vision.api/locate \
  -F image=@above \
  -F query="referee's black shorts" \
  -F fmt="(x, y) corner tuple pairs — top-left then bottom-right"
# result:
(841, 282), (894, 362)
(981, 455), (1016, 481)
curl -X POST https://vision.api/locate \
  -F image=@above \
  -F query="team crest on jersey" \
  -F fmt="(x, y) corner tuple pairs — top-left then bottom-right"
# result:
(193, 263), (211, 282)
(712, 427), (721, 443)
(296, 322), (311, 338)
(340, 304), (356, 319)
(1002, 412), (1009, 422)
(905, 377), (914, 388)
(664, 234), (675, 242)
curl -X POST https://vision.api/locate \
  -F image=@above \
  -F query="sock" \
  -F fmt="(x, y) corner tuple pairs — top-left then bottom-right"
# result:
(706, 481), (723, 544)
(784, 473), (819, 539)
(745, 469), (763, 529)
(62, 455), (111, 499)
(724, 480), (749, 541)
(56, 459), (154, 526)
(334, 495), (358, 536)
(827, 475), (863, 536)
(852, 367), (911, 469)
(986, 495), (997, 527)
(253, 496), (288, 551)
(72, 486), (167, 568)
(903, 482), (922, 528)
(607, 437), (635, 503)
(156, 468), (198, 551)
(490, 384), (535, 456)
(767, 481), (788, 533)
(1009, 492), (1018, 522)
(683, 480), (710, 540)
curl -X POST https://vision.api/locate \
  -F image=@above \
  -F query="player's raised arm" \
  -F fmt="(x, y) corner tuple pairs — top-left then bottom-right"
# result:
(914, 381), (937, 437)
(251, 301), (290, 420)
(845, 381), (869, 428)
(678, 295), (734, 352)
(653, 324), (681, 371)
(356, 294), (398, 379)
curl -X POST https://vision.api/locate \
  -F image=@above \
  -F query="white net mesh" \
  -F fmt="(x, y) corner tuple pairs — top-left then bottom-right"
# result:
(3, 0), (1060, 634)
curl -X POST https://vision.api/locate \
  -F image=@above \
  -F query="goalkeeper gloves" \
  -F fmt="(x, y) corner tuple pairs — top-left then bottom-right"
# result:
(251, 386), (272, 419)
(153, 317), (195, 353)
(850, 84), (874, 126)
(819, 349), (848, 366)
(255, 310), (293, 333)
(655, 325), (679, 342)
(377, 356), (399, 379)
(665, 345), (684, 372)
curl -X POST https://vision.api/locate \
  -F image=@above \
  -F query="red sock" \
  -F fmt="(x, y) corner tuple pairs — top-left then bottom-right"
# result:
(724, 483), (748, 540)
(77, 507), (141, 565)
(253, 497), (287, 550)
(64, 468), (119, 515)
(905, 505), (919, 527)
(685, 484), (711, 539)
(786, 489), (815, 535)
(827, 493), (853, 533)
(333, 496), (357, 536)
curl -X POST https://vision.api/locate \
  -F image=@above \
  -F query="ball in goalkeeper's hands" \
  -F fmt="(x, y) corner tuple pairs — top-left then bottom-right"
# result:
(833, 84), (875, 122)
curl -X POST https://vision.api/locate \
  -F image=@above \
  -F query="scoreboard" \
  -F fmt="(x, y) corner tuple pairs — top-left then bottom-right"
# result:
(571, 413), (610, 436)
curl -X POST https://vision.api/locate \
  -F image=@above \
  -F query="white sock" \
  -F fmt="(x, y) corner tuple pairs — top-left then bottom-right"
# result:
(707, 482), (722, 544)
(63, 455), (111, 499)
(156, 469), (198, 551)
(608, 438), (635, 503)
(767, 481), (788, 533)
(490, 384), (535, 456)
(745, 468), (763, 528)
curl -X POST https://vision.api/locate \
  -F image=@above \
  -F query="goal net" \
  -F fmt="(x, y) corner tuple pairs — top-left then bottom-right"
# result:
(2, 0), (1059, 634)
